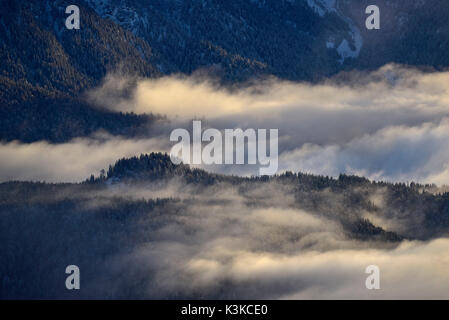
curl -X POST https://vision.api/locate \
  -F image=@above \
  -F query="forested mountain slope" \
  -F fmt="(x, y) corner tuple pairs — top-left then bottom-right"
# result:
(2, 1), (449, 142)
(1, 153), (449, 298)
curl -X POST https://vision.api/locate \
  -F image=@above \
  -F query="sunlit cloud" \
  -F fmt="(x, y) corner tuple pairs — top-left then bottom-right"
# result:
(3, 64), (449, 184)
(0, 135), (169, 182)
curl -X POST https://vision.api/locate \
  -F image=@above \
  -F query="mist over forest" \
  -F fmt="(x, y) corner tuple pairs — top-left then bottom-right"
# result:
(2, 1), (449, 300)
(2, 153), (449, 299)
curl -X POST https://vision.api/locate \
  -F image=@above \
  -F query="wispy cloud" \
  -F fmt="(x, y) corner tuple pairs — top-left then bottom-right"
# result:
(3, 64), (449, 183)
(89, 180), (449, 299)
(0, 134), (169, 182)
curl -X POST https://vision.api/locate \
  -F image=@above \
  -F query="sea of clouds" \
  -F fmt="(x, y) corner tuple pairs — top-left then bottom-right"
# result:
(64, 180), (449, 299)
(2, 64), (449, 185)
(3, 65), (449, 299)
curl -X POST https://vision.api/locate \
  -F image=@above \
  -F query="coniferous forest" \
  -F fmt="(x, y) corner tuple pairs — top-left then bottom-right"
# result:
(2, 1), (449, 300)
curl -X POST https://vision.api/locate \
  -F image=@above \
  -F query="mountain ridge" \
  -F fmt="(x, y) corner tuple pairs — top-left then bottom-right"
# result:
(2, 151), (448, 245)
(3, 0), (449, 143)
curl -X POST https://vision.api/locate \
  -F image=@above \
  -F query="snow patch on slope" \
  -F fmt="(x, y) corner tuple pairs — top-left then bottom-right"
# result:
(307, 0), (363, 63)
(335, 9), (363, 64)
(306, 0), (336, 17)
(84, 0), (145, 35)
